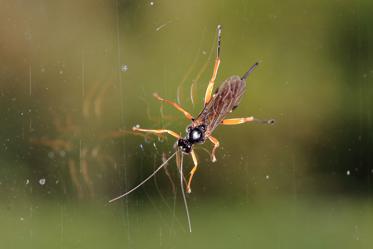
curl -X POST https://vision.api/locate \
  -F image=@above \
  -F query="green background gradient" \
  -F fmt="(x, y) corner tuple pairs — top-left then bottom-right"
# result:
(1, 0), (372, 248)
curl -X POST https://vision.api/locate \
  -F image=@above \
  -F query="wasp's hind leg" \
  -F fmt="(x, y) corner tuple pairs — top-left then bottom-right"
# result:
(204, 25), (222, 105)
(222, 117), (275, 125)
(208, 136), (220, 162)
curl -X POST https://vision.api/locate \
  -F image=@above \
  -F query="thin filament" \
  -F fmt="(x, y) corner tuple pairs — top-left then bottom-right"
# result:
(109, 151), (177, 203)
(178, 151), (192, 233)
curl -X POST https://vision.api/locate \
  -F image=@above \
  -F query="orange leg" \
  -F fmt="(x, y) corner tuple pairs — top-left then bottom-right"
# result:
(222, 117), (275, 125)
(132, 127), (181, 139)
(153, 93), (193, 120)
(208, 136), (220, 162)
(186, 150), (198, 194)
(204, 25), (222, 105)
(222, 117), (254, 125)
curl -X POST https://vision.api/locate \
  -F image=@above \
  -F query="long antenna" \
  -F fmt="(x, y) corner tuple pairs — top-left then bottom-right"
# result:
(217, 24), (222, 58)
(109, 151), (177, 203)
(177, 150), (192, 233)
(241, 62), (259, 80)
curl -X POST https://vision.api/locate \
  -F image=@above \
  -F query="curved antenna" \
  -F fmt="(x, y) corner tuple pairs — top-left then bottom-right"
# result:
(109, 151), (177, 203)
(177, 149), (192, 233)
(241, 62), (259, 81)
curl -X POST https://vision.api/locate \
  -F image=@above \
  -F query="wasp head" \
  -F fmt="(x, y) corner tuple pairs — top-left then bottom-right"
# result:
(177, 138), (192, 154)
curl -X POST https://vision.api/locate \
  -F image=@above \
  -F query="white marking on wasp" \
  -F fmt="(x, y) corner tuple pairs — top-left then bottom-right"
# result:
(191, 130), (201, 140)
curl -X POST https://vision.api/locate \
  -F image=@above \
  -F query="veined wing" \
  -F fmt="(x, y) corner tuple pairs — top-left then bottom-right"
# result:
(194, 76), (246, 135)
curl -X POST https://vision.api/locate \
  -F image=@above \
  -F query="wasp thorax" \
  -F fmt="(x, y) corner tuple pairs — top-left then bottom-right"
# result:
(191, 130), (201, 140)
(187, 125), (206, 144)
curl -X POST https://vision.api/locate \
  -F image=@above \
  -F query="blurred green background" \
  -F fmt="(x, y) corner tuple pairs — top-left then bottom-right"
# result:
(1, 0), (373, 248)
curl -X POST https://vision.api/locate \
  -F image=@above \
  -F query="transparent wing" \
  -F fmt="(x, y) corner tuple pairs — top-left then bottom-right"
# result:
(194, 76), (246, 135)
